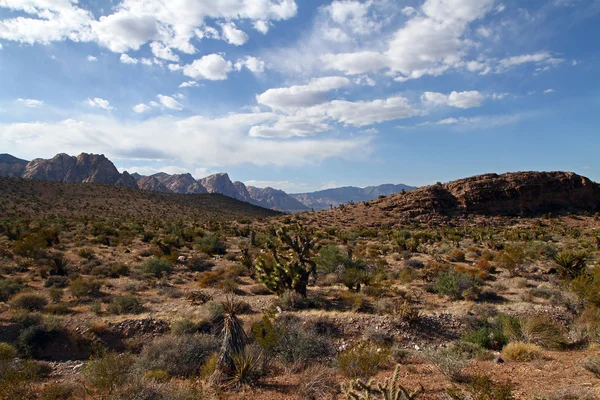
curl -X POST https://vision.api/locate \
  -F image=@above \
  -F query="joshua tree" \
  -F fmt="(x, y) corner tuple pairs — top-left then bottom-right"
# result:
(255, 225), (317, 297)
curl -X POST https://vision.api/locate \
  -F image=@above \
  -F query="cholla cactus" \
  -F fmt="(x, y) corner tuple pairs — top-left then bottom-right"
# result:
(254, 225), (317, 297)
(342, 365), (423, 400)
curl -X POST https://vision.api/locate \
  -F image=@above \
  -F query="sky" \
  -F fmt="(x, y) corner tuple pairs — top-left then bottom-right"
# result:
(0, 0), (599, 193)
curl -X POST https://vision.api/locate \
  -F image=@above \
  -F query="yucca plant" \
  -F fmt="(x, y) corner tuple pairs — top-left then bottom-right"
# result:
(222, 350), (262, 389)
(553, 250), (587, 279)
(210, 297), (247, 385)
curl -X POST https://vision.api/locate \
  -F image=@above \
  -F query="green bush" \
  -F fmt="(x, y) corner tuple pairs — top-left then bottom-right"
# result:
(337, 341), (390, 379)
(9, 292), (48, 311)
(195, 233), (227, 255)
(108, 295), (143, 315)
(84, 352), (134, 393)
(434, 268), (480, 300)
(0, 278), (24, 302)
(136, 334), (218, 377)
(40, 382), (79, 400)
(139, 257), (172, 278)
(520, 315), (566, 350)
(316, 245), (351, 273)
(69, 278), (102, 298)
(0, 343), (17, 360)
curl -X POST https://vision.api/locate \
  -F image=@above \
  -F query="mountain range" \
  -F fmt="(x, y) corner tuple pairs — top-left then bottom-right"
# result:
(0, 153), (416, 212)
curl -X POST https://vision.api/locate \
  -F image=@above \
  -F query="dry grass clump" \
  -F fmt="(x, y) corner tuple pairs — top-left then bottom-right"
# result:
(502, 341), (542, 361)
(298, 364), (339, 400)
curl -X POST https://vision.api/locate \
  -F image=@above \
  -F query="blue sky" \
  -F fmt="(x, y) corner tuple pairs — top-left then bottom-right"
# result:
(0, 0), (599, 192)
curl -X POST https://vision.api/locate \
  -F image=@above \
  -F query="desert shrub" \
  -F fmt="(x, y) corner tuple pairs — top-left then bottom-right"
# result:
(447, 374), (514, 400)
(448, 249), (466, 262)
(84, 352), (135, 393)
(171, 319), (202, 335)
(69, 278), (102, 298)
(108, 295), (143, 314)
(583, 356), (600, 378)
(574, 307), (600, 343)
(195, 233), (226, 255)
(434, 268), (481, 300)
(44, 276), (68, 288)
(462, 325), (507, 351)
(139, 257), (172, 278)
(375, 299), (421, 325)
(40, 382), (79, 400)
(520, 315), (566, 350)
(0, 358), (51, 400)
(144, 369), (170, 382)
(9, 292), (48, 311)
(495, 244), (526, 276)
(502, 341), (542, 361)
(571, 268), (600, 307)
(298, 364), (338, 400)
(252, 315), (333, 365)
(337, 341), (390, 379)
(316, 245), (351, 273)
(340, 291), (371, 312)
(424, 345), (471, 382)
(225, 347), (264, 388)
(45, 302), (72, 315)
(17, 317), (71, 357)
(404, 259), (424, 269)
(77, 247), (95, 260)
(188, 255), (214, 272)
(12, 233), (47, 259)
(553, 250), (587, 280)
(0, 342), (17, 360)
(136, 334), (218, 377)
(273, 289), (323, 311)
(0, 277), (24, 302)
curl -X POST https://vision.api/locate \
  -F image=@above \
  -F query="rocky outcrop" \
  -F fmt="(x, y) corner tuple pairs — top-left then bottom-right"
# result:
(292, 183), (416, 210)
(374, 172), (600, 219)
(233, 181), (253, 203)
(154, 173), (207, 194)
(200, 173), (246, 201)
(20, 153), (137, 188)
(0, 154), (28, 177)
(248, 186), (309, 212)
(137, 176), (170, 193)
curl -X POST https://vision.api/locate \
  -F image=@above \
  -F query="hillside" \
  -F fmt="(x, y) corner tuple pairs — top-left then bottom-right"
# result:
(312, 171), (600, 227)
(292, 183), (416, 210)
(0, 177), (280, 222)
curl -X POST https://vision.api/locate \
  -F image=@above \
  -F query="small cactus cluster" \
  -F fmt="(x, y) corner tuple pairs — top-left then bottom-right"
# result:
(342, 365), (423, 400)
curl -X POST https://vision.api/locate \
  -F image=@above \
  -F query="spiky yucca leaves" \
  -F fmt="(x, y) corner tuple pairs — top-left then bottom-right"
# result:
(342, 365), (423, 400)
(210, 297), (248, 386)
(222, 350), (263, 389)
(553, 250), (587, 279)
(255, 225), (318, 297)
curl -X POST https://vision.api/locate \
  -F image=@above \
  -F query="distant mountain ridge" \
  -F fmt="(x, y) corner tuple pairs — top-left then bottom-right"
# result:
(0, 153), (416, 212)
(291, 184), (416, 210)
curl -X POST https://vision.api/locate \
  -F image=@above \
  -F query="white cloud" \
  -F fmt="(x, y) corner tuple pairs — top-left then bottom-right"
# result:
(183, 54), (232, 80)
(421, 91), (485, 109)
(0, 0), (298, 58)
(428, 114), (527, 128)
(120, 54), (138, 64)
(253, 20), (270, 34)
(322, 27), (351, 43)
(156, 95), (183, 110)
(256, 77), (350, 111)
(498, 52), (564, 70)
(327, 0), (381, 35)
(311, 96), (421, 127)
(0, 112), (367, 168)
(220, 22), (249, 46)
(133, 104), (151, 113)
(87, 55), (97, 62)
(179, 81), (199, 88)
(234, 56), (266, 74)
(17, 98), (44, 108)
(168, 64), (183, 71)
(544, 89), (556, 94)
(320, 0), (496, 80)
(321, 51), (389, 75)
(150, 41), (179, 62)
(86, 97), (115, 110)
(249, 114), (330, 138)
